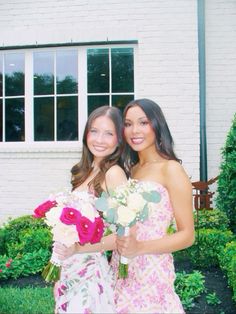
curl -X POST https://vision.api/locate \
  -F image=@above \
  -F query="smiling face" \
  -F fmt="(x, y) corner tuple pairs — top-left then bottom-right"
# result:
(87, 115), (118, 162)
(124, 105), (156, 152)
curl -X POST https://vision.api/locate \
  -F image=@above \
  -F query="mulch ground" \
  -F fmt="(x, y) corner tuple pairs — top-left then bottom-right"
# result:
(175, 260), (236, 314)
(1, 260), (235, 313)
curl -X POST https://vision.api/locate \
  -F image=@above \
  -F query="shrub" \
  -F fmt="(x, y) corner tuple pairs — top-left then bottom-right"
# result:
(0, 215), (52, 280)
(215, 114), (236, 233)
(218, 241), (236, 301)
(175, 271), (205, 310)
(194, 209), (230, 231)
(185, 228), (234, 268)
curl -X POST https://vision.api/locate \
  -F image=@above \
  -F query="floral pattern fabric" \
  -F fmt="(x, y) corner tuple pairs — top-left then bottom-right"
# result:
(111, 181), (185, 314)
(55, 192), (115, 314)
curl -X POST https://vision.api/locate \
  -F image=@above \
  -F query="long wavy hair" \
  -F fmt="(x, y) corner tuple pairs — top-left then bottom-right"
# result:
(122, 98), (181, 175)
(71, 106), (124, 195)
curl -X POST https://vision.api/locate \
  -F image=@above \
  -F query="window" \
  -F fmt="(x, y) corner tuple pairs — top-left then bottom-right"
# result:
(87, 48), (134, 115)
(0, 53), (25, 142)
(0, 45), (135, 144)
(33, 50), (78, 141)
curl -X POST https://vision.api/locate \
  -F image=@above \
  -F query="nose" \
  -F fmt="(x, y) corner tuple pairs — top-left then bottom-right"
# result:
(94, 132), (104, 143)
(131, 123), (140, 134)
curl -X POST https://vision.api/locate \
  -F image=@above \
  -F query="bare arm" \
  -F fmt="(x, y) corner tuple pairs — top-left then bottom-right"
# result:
(117, 161), (195, 257)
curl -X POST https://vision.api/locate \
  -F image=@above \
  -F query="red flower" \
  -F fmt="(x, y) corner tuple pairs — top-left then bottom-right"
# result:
(0, 269), (2, 273)
(60, 207), (81, 225)
(33, 200), (57, 218)
(90, 217), (104, 244)
(76, 216), (95, 245)
(5, 262), (11, 268)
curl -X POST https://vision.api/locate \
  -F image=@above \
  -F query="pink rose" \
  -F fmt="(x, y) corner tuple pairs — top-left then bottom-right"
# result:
(33, 200), (57, 218)
(76, 216), (95, 245)
(60, 207), (81, 225)
(90, 217), (104, 244)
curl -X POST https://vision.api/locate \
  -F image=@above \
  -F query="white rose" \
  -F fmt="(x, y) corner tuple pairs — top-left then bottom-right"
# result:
(117, 205), (136, 226)
(45, 206), (63, 227)
(108, 197), (119, 209)
(80, 202), (97, 222)
(127, 193), (146, 213)
(52, 222), (78, 247)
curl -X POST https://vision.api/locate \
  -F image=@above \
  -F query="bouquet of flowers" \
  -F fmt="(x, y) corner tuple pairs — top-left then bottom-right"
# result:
(33, 189), (104, 283)
(95, 179), (161, 278)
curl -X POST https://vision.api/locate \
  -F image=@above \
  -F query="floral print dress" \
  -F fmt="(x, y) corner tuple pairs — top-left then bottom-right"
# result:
(55, 191), (115, 314)
(111, 181), (185, 314)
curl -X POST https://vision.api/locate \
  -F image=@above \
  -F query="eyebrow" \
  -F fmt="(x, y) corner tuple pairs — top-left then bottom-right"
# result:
(125, 116), (147, 121)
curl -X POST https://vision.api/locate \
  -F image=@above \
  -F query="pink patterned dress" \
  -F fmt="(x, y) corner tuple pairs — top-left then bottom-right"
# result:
(55, 190), (115, 314)
(111, 181), (184, 314)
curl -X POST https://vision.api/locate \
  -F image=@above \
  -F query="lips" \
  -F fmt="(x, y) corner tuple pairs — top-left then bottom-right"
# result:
(130, 137), (144, 145)
(93, 145), (107, 152)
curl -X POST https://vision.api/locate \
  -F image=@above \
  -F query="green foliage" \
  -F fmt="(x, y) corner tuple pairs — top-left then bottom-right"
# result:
(194, 209), (230, 231)
(215, 114), (236, 233)
(0, 215), (52, 280)
(175, 271), (205, 310)
(0, 249), (51, 280)
(0, 286), (54, 314)
(206, 292), (222, 305)
(218, 241), (236, 301)
(185, 228), (235, 268)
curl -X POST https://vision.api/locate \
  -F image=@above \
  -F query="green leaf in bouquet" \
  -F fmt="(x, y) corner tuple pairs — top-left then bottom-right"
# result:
(139, 203), (149, 222)
(142, 190), (161, 203)
(95, 196), (109, 212)
(106, 208), (117, 224)
(117, 225), (125, 236)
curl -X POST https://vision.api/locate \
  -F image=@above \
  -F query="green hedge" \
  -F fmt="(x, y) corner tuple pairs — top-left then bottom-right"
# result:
(194, 209), (230, 231)
(218, 241), (236, 301)
(184, 228), (235, 268)
(0, 215), (52, 280)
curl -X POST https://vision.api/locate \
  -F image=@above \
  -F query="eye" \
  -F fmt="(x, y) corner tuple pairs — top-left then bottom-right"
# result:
(124, 121), (131, 127)
(140, 120), (149, 126)
(104, 131), (113, 136)
(89, 128), (97, 134)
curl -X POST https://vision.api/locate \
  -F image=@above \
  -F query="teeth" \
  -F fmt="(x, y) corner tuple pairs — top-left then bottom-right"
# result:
(131, 138), (144, 144)
(93, 146), (106, 151)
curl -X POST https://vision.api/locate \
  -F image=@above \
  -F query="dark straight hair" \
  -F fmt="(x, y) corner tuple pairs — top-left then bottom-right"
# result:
(122, 98), (181, 174)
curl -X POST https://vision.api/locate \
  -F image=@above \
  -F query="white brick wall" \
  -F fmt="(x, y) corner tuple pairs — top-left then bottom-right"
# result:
(205, 0), (236, 180)
(0, 0), (200, 223)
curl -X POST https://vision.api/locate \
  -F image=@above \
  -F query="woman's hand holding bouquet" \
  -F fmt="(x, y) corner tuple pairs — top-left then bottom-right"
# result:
(95, 179), (161, 278)
(33, 190), (104, 283)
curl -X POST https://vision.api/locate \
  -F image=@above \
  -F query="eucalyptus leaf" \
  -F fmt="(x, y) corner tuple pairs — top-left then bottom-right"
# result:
(95, 197), (108, 212)
(142, 190), (161, 203)
(117, 225), (125, 236)
(106, 208), (117, 224)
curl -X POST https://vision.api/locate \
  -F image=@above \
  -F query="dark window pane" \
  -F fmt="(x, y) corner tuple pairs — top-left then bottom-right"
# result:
(56, 50), (78, 94)
(34, 97), (54, 141)
(57, 96), (78, 141)
(5, 98), (25, 142)
(0, 99), (2, 141)
(87, 49), (109, 93)
(5, 53), (25, 96)
(112, 48), (134, 93)
(112, 94), (134, 113)
(0, 55), (2, 97)
(34, 52), (54, 95)
(88, 95), (109, 116)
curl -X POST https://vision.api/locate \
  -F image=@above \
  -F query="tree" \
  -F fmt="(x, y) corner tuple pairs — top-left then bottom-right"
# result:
(216, 114), (236, 233)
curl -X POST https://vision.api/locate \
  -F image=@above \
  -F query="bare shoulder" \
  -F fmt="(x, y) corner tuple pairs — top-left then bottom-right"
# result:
(105, 165), (127, 189)
(164, 160), (192, 187)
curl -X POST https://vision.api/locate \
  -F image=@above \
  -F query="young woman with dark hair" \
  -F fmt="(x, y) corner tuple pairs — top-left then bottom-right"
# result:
(112, 98), (194, 314)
